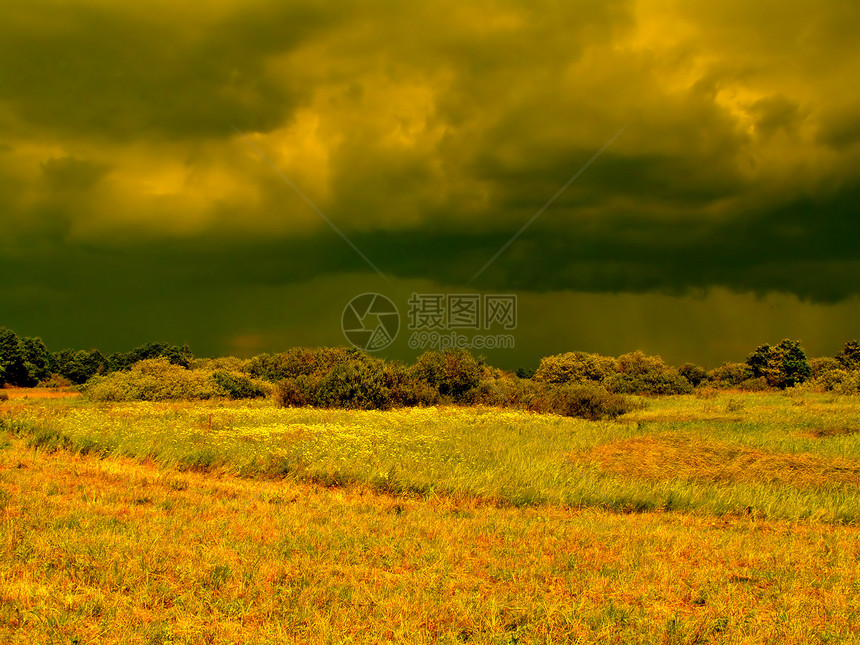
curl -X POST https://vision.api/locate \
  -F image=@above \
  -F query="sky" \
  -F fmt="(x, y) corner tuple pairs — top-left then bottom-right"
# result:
(2, 0), (860, 369)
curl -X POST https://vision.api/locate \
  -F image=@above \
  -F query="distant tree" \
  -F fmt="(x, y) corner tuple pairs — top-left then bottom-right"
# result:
(410, 350), (483, 402)
(533, 352), (617, 385)
(53, 349), (107, 384)
(836, 340), (860, 372)
(746, 339), (811, 389)
(19, 337), (54, 385)
(678, 363), (707, 387)
(0, 328), (27, 386)
(107, 341), (194, 372)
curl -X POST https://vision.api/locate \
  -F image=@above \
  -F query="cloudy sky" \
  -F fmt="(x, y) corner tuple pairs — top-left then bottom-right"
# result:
(2, 0), (860, 369)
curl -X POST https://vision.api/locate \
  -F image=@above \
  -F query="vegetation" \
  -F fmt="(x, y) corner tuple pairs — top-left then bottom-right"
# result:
(2, 326), (860, 642)
(1, 390), (859, 642)
(746, 339), (812, 389)
(82, 358), (271, 402)
(3, 326), (860, 416)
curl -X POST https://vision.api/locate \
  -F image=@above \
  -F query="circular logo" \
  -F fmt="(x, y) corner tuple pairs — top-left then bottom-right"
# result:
(342, 293), (400, 351)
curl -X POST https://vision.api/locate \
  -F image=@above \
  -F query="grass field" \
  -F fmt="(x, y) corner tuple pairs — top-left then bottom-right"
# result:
(1, 390), (859, 643)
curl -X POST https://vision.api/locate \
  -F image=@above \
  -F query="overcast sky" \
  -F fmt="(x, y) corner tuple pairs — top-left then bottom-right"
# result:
(2, 0), (859, 368)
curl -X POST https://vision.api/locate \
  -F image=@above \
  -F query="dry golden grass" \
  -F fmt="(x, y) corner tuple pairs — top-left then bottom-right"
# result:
(2, 433), (860, 643)
(575, 434), (860, 488)
(0, 387), (80, 400)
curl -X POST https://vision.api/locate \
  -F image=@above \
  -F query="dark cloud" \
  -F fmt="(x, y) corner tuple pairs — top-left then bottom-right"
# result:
(0, 1), (334, 140)
(2, 0), (860, 363)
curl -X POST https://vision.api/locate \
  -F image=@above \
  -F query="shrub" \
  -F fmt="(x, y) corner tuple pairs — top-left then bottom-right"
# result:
(746, 339), (811, 389)
(82, 358), (222, 402)
(836, 340), (860, 372)
(679, 363), (707, 387)
(384, 363), (440, 407)
(603, 351), (692, 395)
(811, 357), (842, 380)
(53, 349), (107, 385)
(191, 356), (249, 372)
(410, 350), (483, 403)
(40, 374), (73, 389)
(834, 372), (860, 394)
(469, 376), (638, 420)
(811, 367), (851, 392)
(737, 377), (769, 392)
(315, 357), (392, 410)
(470, 375), (528, 408)
(107, 342), (194, 372)
(209, 371), (270, 399)
(517, 380), (638, 420)
(708, 362), (753, 388)
(274, 377), (315, 408)
(247, 347), (354, 382)
(533, 351), (617, 384)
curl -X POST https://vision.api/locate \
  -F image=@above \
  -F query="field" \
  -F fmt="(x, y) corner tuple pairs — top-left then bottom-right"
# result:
(1, 390), (859, 643)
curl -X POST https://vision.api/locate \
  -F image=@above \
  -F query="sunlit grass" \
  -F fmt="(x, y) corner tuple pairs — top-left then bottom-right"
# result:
(0, 437), (858, 644)
(2, 390), (859, 521)
(2, 391), (860, 642)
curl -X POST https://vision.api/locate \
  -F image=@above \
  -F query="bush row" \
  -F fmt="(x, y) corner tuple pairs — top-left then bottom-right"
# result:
(82, 358), (271, 402)
(528, 339), (859, 393)
(270, 348), (638, 420)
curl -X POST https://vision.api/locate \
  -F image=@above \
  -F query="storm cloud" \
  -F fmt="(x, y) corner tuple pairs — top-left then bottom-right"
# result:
(2, 0), (859, 364)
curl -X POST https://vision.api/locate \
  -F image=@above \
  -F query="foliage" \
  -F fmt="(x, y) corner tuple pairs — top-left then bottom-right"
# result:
(678, 363), (707, 387)
(0, 328), (27, 387)
(836, 340), (860, 372)
(736, 376), (770, 392)
(82, 358), (221, 402)
(470, 375), (638, 420)
(708, 362), (753, 387)
(40, 374), (73, 389)
(53, 349), (107, 385)
(315, 354), (393, 410)
(107, 342), (194, 371)
(81, 358), (268, 401)
(746, 339), (812, 389)
(384, 362), (441, 407)
(0, 329), (56, 387)
(191, 356), (249, 372)
(247, 347), (354, 382)
(604, 351), (693, 395)
(209, 371), (270, 400)
(18, 336), (54, 385)
(533, 351), (617, 385)
(410, 350), (483, 403)
(811, 357), (842, 380)
(275, 355), (441, 411)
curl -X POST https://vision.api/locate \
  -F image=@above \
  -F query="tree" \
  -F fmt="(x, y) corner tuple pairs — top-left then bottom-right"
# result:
(19, 337), (54, 386)
(107, 341), (194, 372)
(54, 349), (106, 384)
(746, 339), (811, 389)
(836, 340), (860, 372)
(410, 350), (483, 402)
(0, 328), (28, 387)
(679, 363), (707, 387)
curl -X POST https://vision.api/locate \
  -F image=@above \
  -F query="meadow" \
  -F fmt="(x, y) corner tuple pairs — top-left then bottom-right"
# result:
(1, 390), (859, 643)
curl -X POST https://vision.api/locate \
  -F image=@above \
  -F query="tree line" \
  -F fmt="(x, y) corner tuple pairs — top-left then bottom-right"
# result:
(2, 326), (860, 399)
